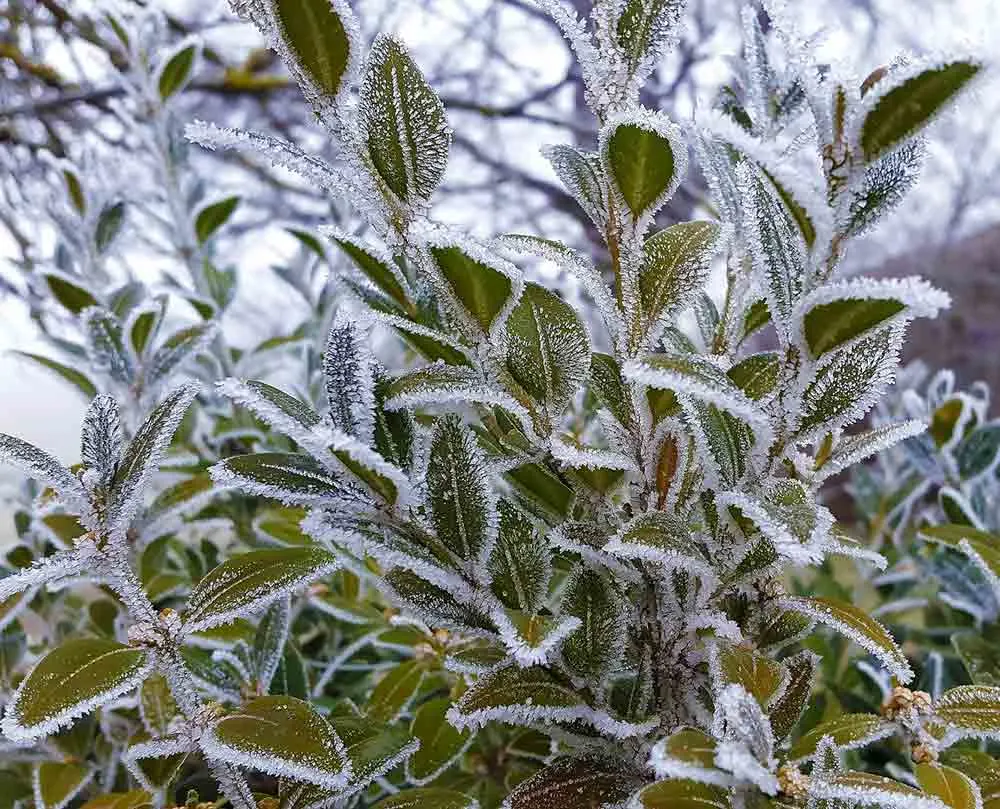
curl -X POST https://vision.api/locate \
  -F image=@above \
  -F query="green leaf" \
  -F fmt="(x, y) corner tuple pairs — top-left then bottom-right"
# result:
(202, 696), (350, 790)
(640, 221), (721, 340)
(3, 638), (151, 741)
(157, 43), (197, 100)
(407, 697), (472, 783)
(505, 282), (590, 417)
(45, 273), (98, 313)
(652, 727), (718, 774)
(740, 163), (807, 330)
(427, 414), (494, 571)
(916, 763), (982, 809)
(788, 713), (892, 761)
(781, 595), (913, 682)
(616, 0), (683, 75)
(590, 353), (635, 430)
(769, 650), (817, 741)
(633, 778), (731, 809)
(327, 701), (416, 788)
(373, 790), (477, 809)
(360, 35), (449, 203)
(714, 641), (785, 707)
(107, 385), (197, 531)
(10, 352), (97, 399)
(426, 243), (516, 335)
(953, 627), (1000, 687)
(543, 145), (608, 228)
(505, 462), (575, 522)
(921, 525), (1000, 585)
(605, 511), (710, 577)
(727, 352), (780, 400)
(939, 750), (1000, 808)
(488, 499), (550, 612)
(95, 201), (126, 253)
(368, 659), (426, 722)
(561, 568), (624, 681)
(34, 761), (96, 809)
(270, 642), (310, 699)
(605, 116), (678, 219)
(79, 791), (153, 809)
(811, 771), (939, 808)
(803, 297), (905, 359)
(139, 673), (178, 736)
(213, 452), (350, 504)
(184, 546), (338, 632)
(955, 424), (1000, 479)
(146, 324), (213, 385)
(936, 686), (1000, 736)
(194, 196), (239, 244)
(861, 61), (981, 161)
(330, 233), (411, 310)
(742, 300), (772, 342)
(272, 0), (355, 97)
(504, 757), (646, 809)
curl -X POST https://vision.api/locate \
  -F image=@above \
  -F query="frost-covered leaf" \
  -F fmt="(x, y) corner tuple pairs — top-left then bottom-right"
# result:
(787, 712), (895, 762)
(194, 196), (239, 244)
(375, 790), (478, 809)
(649, 727), (724, 784)
(603, 110), (684, 222)
(82, 307), (133, 384)
(605, 511), (713, 578)
(424, 238), (521, 338)
(328, 231), (411, 310)
(139, 673), (178, 737)
(0, 551), (84, 605)
(713, 641), (786, 708)
(269, 0), (358, 100)
(252, 596), (291, 692)
(769, 650), (817, 741)
(426, 414), (496, 575)
(711, 684), (776, 793)
(541, 145), (608, 230)
(449, 664), (655, 739)
(368, 658), (426, 722)
(505, 282), (590, 418)
(79, 789), (153, 809)
(846, 143), (922, 237)
(123, 734), (191, 793)
(324, 319), (376, 444)
(107, 384), (199, 534)
(738, 162), (808, 335)
(780, 595), (913, 682)
(616, 0), (684, 77)
(916, 763), (982, 809)
(146, 324), (215, 386)
(920, 526), (1000, 597)
(200, 695), (350, 790)
(560, 567), (624, 681)
(0, 434), (88, 513)
(953, 628), (1000, 687)
(727, 352), (780, 400)
(860, 61), (982, 162)
(487, 499), (550, 612)
(815, 420), (927, 483)
(502, 757), (645, 809)
(360, 35), (450, 204)
(45, 273), (98, 314)
(34, 761), (96, 809)
(184, 546), (339, 632)
(632, 778), (731, 809)
(808, 770), (946, 809)
(796, 325), (902, 440)
(955, 423), (1000, 480)
(495, 609), (580, 666)
(407, 697), (472, 784)
(327, 700), (418, 790)
(639, 221), (721, 345)
(212, 452), (357, 506)
(936, 686), (1000, 738)
(590, 352), (636, 430)
(95, 201), (126, 254)
(2, 638), (152, 742)
(81, 395), (122, 486)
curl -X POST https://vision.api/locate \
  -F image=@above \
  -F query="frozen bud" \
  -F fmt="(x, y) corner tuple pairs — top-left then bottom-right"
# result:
(911, 742), (938, 763)
(911, 690), (934, 715)
(127, 621), (162, 648)
(881, 686), (917, 720)
(777, 765), (810, 798)
(81, 467), (102, 492)
(433, 628), (450, 644)
(414, 642), (436, 661)
(192, 701), (226, 728)
(158, 607), (183, 637)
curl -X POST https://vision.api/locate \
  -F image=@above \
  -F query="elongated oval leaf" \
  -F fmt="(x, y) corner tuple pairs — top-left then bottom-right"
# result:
(360, 34), (449, 203)
(504, 757), (645, 809)
(34, 761), (96, 809)
(633, 778), (730, 809)
(374, 789), (478, 809)
(368, 659), (426, 722)
(803, 297), (906, 359)
(194, 196), (239, 244)
(916, 763), (982, 809)
(212, 452), (352, 505)
(184, 546), (339, 631)
(861, 61), (981, 161)
(407, 697), (471, 784)
(936, 686), (1000, 736)
(605, 115), (680, 220)
(426, 242), (517, 336)
(201, 696), (350, 790)
(2, 638), (151, 741)
(157, 43), (197, 100)
(272, 0), (357, 98)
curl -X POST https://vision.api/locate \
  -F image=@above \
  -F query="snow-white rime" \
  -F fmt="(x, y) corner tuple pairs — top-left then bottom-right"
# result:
(0, 1), (991, 808)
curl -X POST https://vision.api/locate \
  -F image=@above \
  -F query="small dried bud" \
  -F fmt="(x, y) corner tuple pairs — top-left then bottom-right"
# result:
(778, 765), (810, 798)
(881, 686), (918, 720)
(911, 690), (934, 715)
(414, 642), (436, 661)
(192, 701), (226, 728)
(383, 607), (399, 621)
(911, 742), (938, 763)
(433, 628), (450, 644)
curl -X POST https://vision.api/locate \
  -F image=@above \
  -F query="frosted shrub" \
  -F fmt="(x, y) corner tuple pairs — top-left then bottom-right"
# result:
(0, 1), (997, 808)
